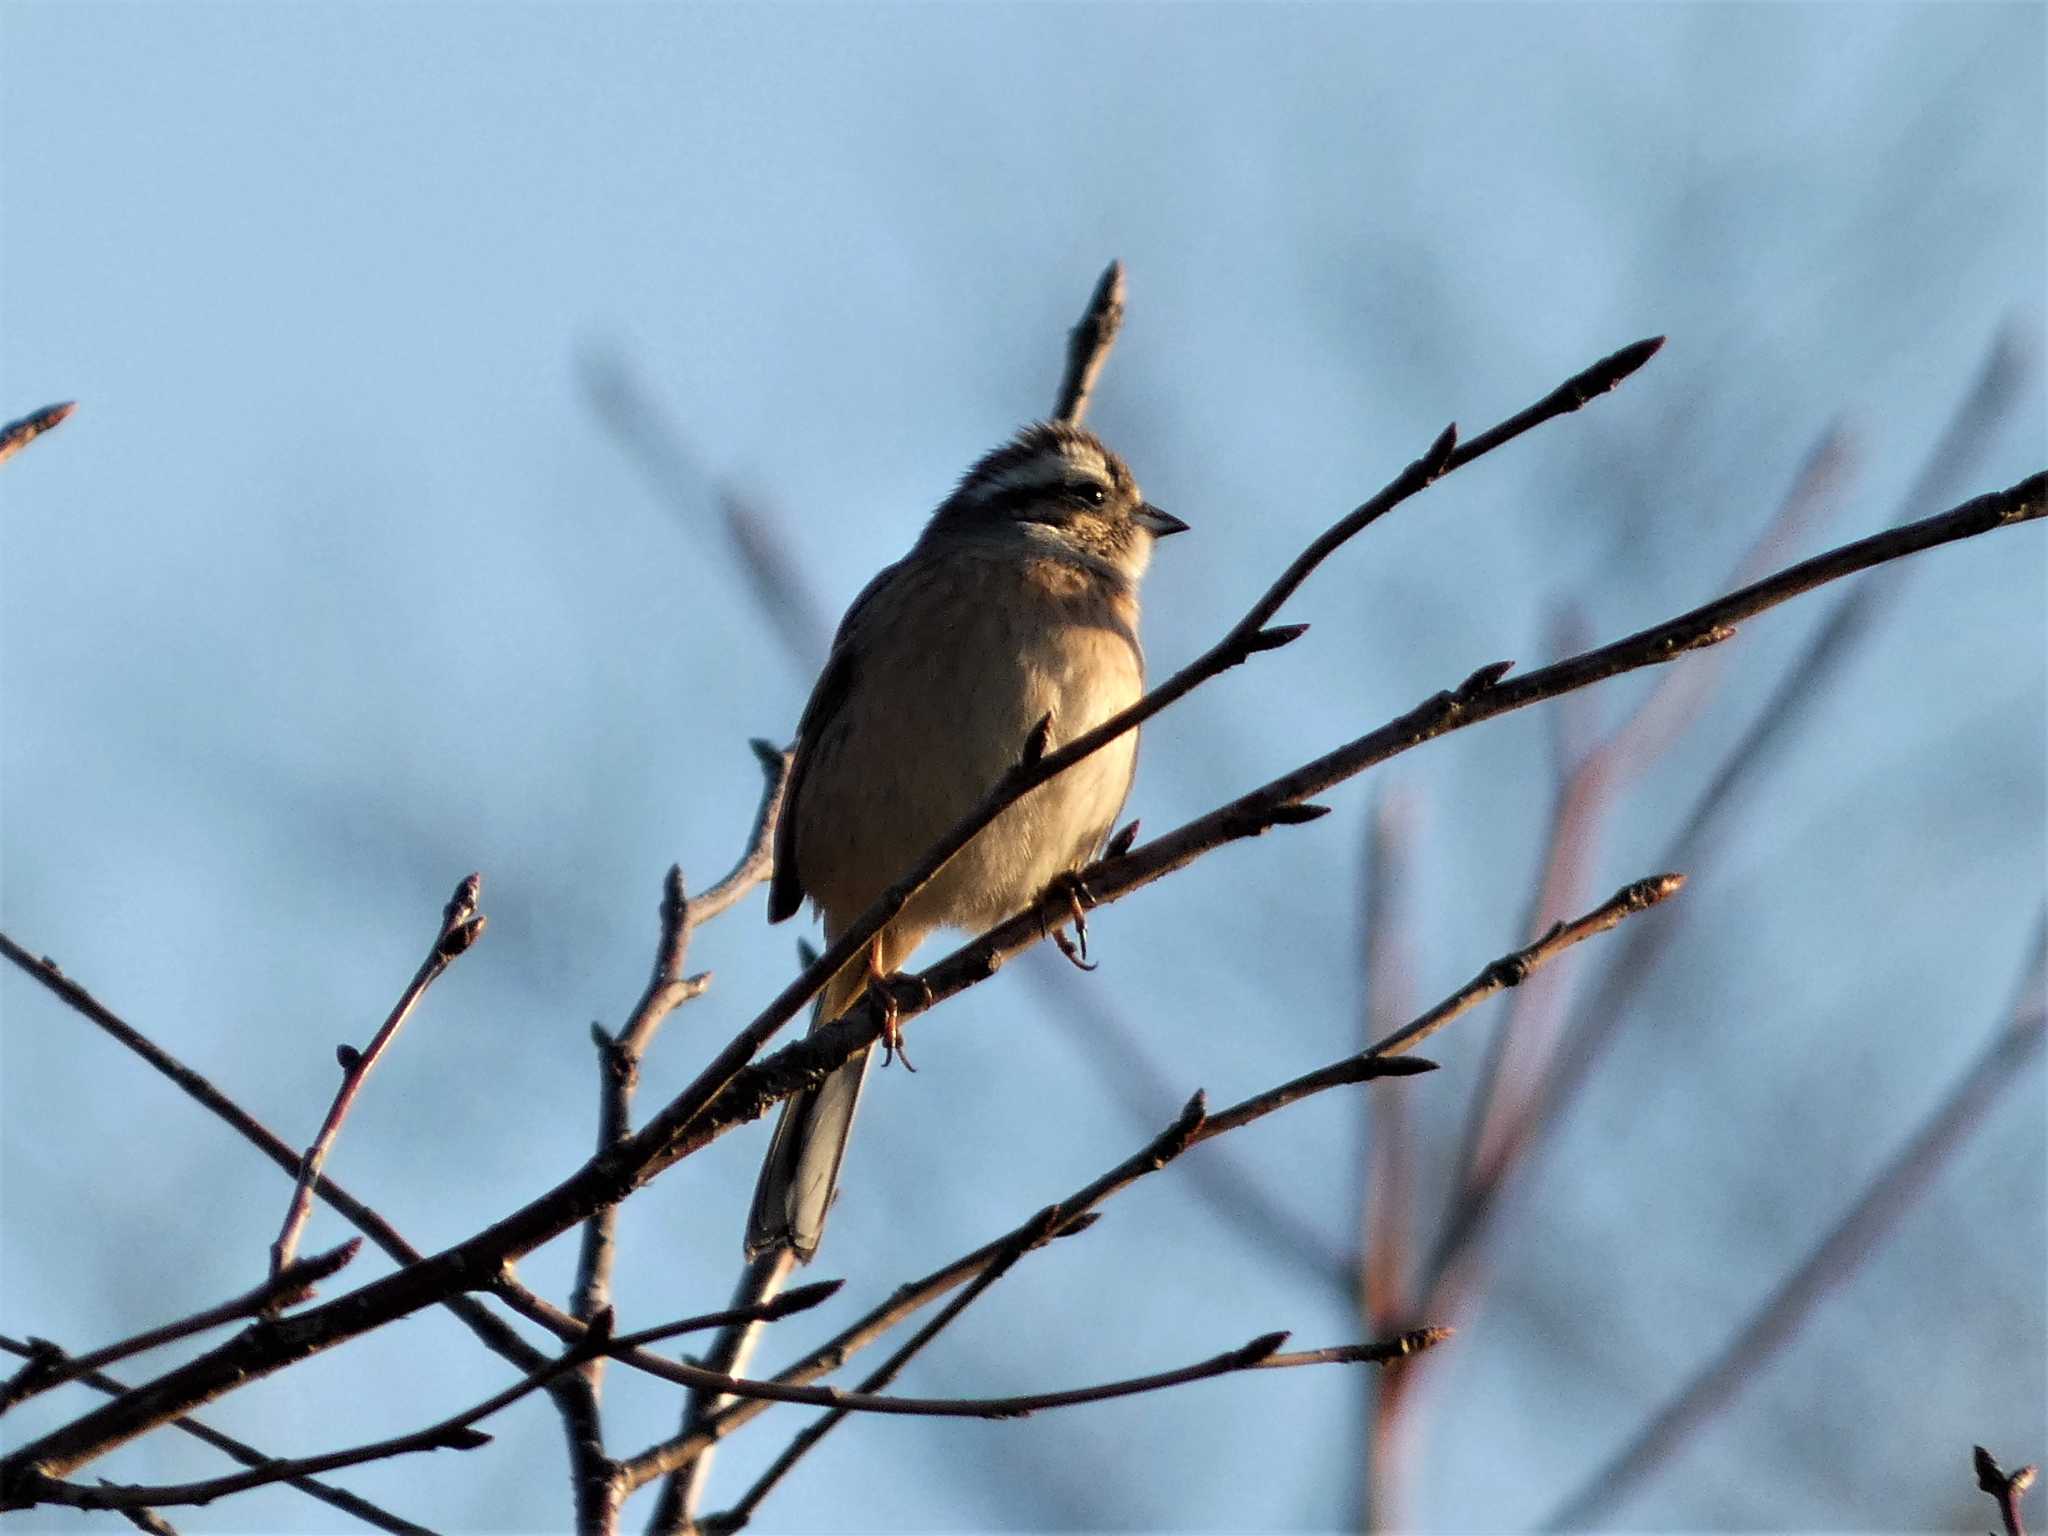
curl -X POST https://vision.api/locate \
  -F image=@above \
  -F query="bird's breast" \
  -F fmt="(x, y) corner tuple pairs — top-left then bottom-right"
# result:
(794, 551), (1146, 931)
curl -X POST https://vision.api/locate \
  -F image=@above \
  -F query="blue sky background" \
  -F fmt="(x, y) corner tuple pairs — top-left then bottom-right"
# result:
(2, 5), (2043, 1533)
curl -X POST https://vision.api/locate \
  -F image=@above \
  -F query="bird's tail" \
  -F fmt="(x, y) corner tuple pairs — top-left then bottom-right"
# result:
(744, 931), (896, 1262)
(656, 930), (909, 1527)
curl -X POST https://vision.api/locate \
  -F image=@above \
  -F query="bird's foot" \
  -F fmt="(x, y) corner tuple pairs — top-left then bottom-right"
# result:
(1041, 870), (1098, 972)
(866, 962), (934, 1072)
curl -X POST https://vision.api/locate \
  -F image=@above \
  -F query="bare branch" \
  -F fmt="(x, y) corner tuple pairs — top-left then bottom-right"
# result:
(1667, 326), (2033, 881)
(1451, 423), (1855, 1218)
(2, 1240), (360, 1413)
(14, 1315), (616, 1515)
(1541, 925), (2047, 1532)
(616, 1325), (1444, 1496)
(578, 742), (789, 1322)
(7, 382), (2035, 1495)
(1410, 338), (2035, 1337)
(709, 1206), (1070, 1526)
(272, 875), (486, 1277)
(0, 931), (554, 1378)
(1977, 1445), (2039, 1536)
(0, 401), (76, 466)
(0, 1335), (432, 1536)
(635, 875), (1677, 1484)
(1053, 260), (1127, 425)
(607, 1281), (846, 1354)
(555, 744), (790, 1532)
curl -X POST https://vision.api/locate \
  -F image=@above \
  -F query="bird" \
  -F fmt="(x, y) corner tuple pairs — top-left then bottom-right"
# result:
(652, 421), (1187, 1534)
(747, 418), (1188, 1263)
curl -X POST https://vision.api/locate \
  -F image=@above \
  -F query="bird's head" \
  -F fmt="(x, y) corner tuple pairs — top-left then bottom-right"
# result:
(925, 422), (1188, 582)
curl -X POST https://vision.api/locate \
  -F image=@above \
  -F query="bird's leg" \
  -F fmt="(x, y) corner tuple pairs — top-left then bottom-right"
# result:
(865, 951), (933, 1072)
(1041, 869), (1098, 972)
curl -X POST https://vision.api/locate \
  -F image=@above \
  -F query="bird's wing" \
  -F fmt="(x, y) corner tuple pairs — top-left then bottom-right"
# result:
(766, 557), (906, 923)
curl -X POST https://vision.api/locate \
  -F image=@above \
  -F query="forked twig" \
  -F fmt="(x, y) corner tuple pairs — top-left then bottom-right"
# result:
(1977, 1445), (2039, 1536)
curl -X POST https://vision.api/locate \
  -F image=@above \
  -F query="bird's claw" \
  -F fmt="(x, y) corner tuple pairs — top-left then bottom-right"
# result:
(867, 966), (934, 1072)
(1041, 871), (1098, 972)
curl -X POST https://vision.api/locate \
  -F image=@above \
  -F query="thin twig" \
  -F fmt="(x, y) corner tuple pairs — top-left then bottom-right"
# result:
(0, 401), (76, 466)
(0, 1336), (433, 1536)
(1359, 789), (1423, 1533)
(272, 875), (487, 1277)
(708, 1207), (1069, 1527)
(1053, 260), (1127, 425)
(638, 876), (1676, 1479)
(2, 1240), (360, 1413)
(614, 1326), (1443, 1495)
(8, 408), (2036, 1499)
(15, 1314), (616, 1516)
(1450, 423), (1855, 1233)
(1541, 925), (2047, 1531)
(1415, 336), (2037, 1318)
(554, 745), (787, 1532)
(0, 932), (555, 1377)
(1977, 1445), (2039, 1536)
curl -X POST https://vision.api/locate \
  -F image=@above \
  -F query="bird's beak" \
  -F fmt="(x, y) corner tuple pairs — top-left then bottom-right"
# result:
(1133, 503), (1190, 538)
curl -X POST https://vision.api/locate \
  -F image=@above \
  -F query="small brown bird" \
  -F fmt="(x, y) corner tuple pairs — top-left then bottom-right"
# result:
(748, 420), (1187, 1261)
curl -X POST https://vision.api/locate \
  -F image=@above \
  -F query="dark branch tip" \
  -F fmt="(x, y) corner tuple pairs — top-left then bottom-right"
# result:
(1976, 1445), (2000, 1484)
(1103, 819), (1141, 860)
(1268, 802), (1333, 826)
(771, 1278), (846, 1318)
(1370, 1055), (1440, 1077)
(1456, 659), (1516, 698)
(1603, 335), (1667, 388)
(1423, 422), (1459, 477)
(334, 1043), (361, 1071)
(1243, 622), (1311, 656)
(440, 1427), (493, 1451)
(1020, 712), (1055, 768)
(1238, 1331), (1291, 1365)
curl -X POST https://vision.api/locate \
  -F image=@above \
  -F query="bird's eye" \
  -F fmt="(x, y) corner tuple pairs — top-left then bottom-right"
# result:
(1071, 483), (1108, 506)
